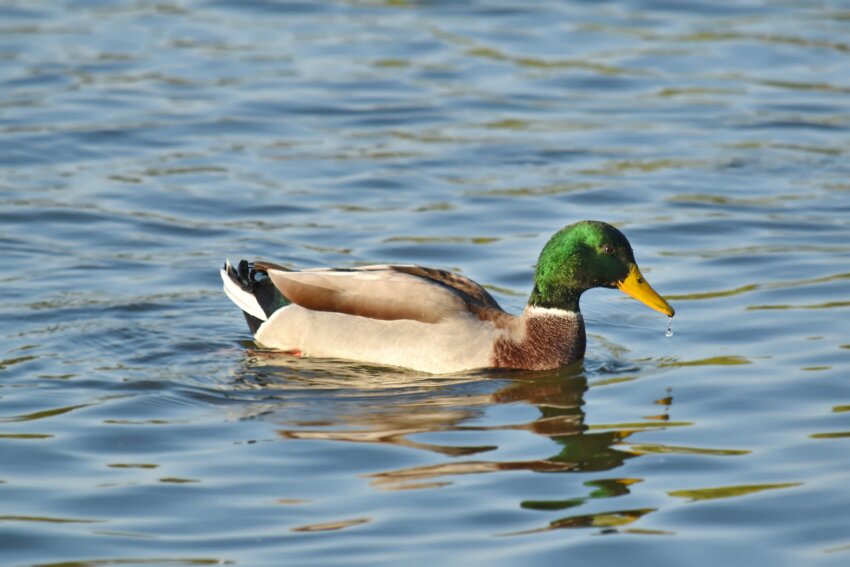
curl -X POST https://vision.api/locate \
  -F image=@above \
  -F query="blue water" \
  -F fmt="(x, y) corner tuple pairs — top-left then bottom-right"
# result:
(2, 1), (850, 565)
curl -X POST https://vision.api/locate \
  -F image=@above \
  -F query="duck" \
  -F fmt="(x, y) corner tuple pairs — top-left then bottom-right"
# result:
(221, 220), (674, 374)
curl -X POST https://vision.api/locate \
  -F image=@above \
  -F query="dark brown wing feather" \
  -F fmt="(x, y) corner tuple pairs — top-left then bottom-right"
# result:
(387, 266), (503, 311)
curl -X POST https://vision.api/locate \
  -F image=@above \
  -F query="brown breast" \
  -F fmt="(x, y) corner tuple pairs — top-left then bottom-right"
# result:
(491, 311), (585, 371)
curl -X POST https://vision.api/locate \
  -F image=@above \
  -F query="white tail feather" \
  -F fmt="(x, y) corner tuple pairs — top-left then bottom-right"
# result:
(221, 264), (267, 322)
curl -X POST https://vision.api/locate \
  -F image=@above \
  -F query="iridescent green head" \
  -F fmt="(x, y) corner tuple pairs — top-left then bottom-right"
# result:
(529, 220), (674, 316)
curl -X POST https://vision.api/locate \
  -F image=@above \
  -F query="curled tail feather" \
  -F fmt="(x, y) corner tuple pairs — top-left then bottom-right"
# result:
(221, 260), (290, 335)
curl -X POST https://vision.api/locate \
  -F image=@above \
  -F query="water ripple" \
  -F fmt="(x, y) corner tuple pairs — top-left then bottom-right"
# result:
(2, 0), (850, 565)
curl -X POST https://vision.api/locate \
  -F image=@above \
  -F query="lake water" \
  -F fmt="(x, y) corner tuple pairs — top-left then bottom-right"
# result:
(2, 1), (850, 565)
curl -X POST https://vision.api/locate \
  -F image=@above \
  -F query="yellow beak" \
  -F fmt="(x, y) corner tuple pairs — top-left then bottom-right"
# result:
(616, 264), (675, 317)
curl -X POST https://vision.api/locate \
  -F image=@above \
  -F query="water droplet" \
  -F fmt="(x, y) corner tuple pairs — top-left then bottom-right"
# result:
(665, 316), (674, 338)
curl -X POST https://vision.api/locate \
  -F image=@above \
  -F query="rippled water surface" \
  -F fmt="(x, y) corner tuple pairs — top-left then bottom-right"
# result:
(3, 1), (850, 565)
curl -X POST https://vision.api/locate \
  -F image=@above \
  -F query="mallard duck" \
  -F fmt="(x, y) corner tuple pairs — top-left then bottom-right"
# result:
(221, 220), (674, 374)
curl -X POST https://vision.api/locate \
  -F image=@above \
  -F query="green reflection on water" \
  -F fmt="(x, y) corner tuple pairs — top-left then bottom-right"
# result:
(521, 498), (584, 512)
(656, 87), (742, 98)
(667, 284), (759, 301)
(658, 356), (751, 367)
(726, 141), (845, 156)
(501, 507), (658, 536)
(758, 79), (850, 94)
(522, 477), (641, 513)
(748, 301), (850, 311)
(372, 58), (409, 68)
(290, 517), (370, 533)
(668, 482), (802, 502)
(677, 31), (850, 56)
(0, 433), (53, 439)
(0, 354), (37, 370)
(587, 421), (693, 431)
(467, 182), (598, 198)
(482, 283), (525, 297)
(810, 431), (850, 439)
(667, 272), (850, 301)
(485, 119), (531, 130)
(591, 375), (638, 387)
(0, 515), (100, 524)
(668, 193), (808, 207)
(463, 46), (631, 75)
(383, 236), (499, 245)
(628, 444), (750, 456)
(1, 403), (89, 423)
(824, 543), (850, 554)
(580, 159), (706, 175)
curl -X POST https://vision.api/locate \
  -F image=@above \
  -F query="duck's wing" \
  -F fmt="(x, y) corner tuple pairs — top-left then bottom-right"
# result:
(259, 263), (506, 324)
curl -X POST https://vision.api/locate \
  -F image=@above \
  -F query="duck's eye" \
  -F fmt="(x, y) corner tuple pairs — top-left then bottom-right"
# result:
(601, 244), (615, 255)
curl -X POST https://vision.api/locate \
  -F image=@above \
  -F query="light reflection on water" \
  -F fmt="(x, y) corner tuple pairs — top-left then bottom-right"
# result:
(2, 0), (850, 565)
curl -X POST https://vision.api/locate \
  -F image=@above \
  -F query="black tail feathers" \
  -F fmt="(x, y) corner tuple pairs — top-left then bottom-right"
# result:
(225, 260), (290, 334)
(226, 260), (264, 293)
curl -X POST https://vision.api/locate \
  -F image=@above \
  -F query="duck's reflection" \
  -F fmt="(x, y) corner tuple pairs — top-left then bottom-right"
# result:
(233, 354), (670, 534)
(355, 374), (642, 492)
(237, 356), (650, 475)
